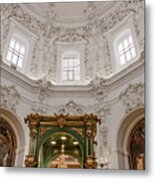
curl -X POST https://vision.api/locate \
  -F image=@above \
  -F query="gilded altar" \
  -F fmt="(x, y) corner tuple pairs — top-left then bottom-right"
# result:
(24, 114), (100, 168)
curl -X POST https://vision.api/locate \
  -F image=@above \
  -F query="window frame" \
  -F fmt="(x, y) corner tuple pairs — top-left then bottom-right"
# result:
(56, 43), (86, 85)
(6, 36), (27, 69)
(4, 31), (29, 73)
(115, 30), (137, 68)
(61, 52), (81, 82)
(3, 19), (36, 75)
(117, 33), (137, 66)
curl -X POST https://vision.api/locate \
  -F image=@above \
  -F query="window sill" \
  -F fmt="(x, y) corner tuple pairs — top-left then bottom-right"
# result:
(55, 80), (89, 86)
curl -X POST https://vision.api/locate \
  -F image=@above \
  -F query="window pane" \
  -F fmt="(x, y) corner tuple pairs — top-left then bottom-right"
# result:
(120, 55), (125, 65)
(6, 51), (12, 61)
(61, 53), (80, 81)
(20, 46), (25, 55)
(61, 71), (67, 80)
(19, 54), (24, 59)
(126, 51), (131, 61)
(123, 39), (129, 48)
(10, 39), (15, 48)
(131, 47), (136, 58)
(74, 68), (80, 74)
(15, 42), (20, 51)
(75, 59), (80, 66)
(68, 71), (73, 80)
(128, 35), (133, 44)
(118, 43), (123, 52)
(12, 54), (18, 64)
(118, 32), (136, 66)
(62, 58), (67, 67)
(69, 59), (74, 67)
(74, 73), (80, 80)
(18, 58), (23, 68)
(6, 37), (27, 70)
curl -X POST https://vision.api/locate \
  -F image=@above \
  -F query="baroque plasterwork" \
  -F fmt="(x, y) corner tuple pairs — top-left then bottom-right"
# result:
(90, 75), (106, 98)
(1, 1), (143, 38)
(55, 100), (84, 115)
(55, 31), (86, 44)
(1, 85), (21, 112)
(1, 1), (144, 81)
(31, 105), (47, 115)
(36, 77), (52, 102)
(119, 83), (144, 114)
(89, 75), (111, 155)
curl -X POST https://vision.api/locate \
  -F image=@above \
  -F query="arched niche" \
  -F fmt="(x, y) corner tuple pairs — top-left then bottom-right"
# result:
(24, 114), (99, 169)
(0, 108), (27, 167)
(128, 120), (145, 169)
(116, 107), (145, 169)
(0, 117), (17, 166)
(39, 131), (84, 168)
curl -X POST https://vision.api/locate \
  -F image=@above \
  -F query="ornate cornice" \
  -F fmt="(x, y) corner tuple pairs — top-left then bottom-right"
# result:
(1, 54), (144, 94)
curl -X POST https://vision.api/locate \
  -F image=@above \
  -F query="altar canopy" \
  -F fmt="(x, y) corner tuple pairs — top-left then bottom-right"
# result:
(24, 114), (100, 168)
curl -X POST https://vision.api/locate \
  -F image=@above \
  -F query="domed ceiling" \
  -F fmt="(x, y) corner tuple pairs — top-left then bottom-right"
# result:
(21, 1), (117, 25)
(1, 1), (143, 82)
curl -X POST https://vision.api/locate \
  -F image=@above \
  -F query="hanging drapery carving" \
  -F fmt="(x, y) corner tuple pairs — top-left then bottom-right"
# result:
(128, 120), (145, 170)
(0, 117), (17, 167)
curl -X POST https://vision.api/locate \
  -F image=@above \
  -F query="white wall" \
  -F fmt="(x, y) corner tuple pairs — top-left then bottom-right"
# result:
(0, 1), (144, 169)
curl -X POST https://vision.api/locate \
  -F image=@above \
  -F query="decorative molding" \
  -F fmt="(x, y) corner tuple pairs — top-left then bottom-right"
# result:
(1, 85), (21, 112)
(31, 77), (52, 114)
(100, 125), (108, 147)
(54, 114), (68, 128)
(119, 83), (144, 114)
(104, 38), (113, 78)
(36, 78), (52, 102)
(31, 105), (47, 115)
(90, 75), (106, 100)
(55, 31), (86, 44)
(40, 127), (54, 137)
(96, 104), (111, 124)
(71, 127), (83, 137)
(1, 1), (144, 82)
(98, 123), (111, 169)
(1, 5), (11, 53)
(56, 100), (84, 115)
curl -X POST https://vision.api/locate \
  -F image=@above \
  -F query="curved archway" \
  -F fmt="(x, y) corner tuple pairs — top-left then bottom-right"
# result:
(128, 120), (145, 169)
(116, 108), (145, 169)
(0, 108), (27, 167)
(38, 128), (85, 168)
(40, 132), (83, 168)
(38, 127), (85, 152)
(0, 117), (17, 166)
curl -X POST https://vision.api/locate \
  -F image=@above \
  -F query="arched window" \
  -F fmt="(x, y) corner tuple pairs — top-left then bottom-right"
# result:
(6, 36), (27, 69)
(61, 52), (80, 81)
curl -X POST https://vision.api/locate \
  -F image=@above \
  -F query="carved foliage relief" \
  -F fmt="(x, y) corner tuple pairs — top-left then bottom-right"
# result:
(1, 1), (144, 80)
(119, 83), (144, 114)
(56, 100), (84, 115)
(1, 85), (21, 112)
